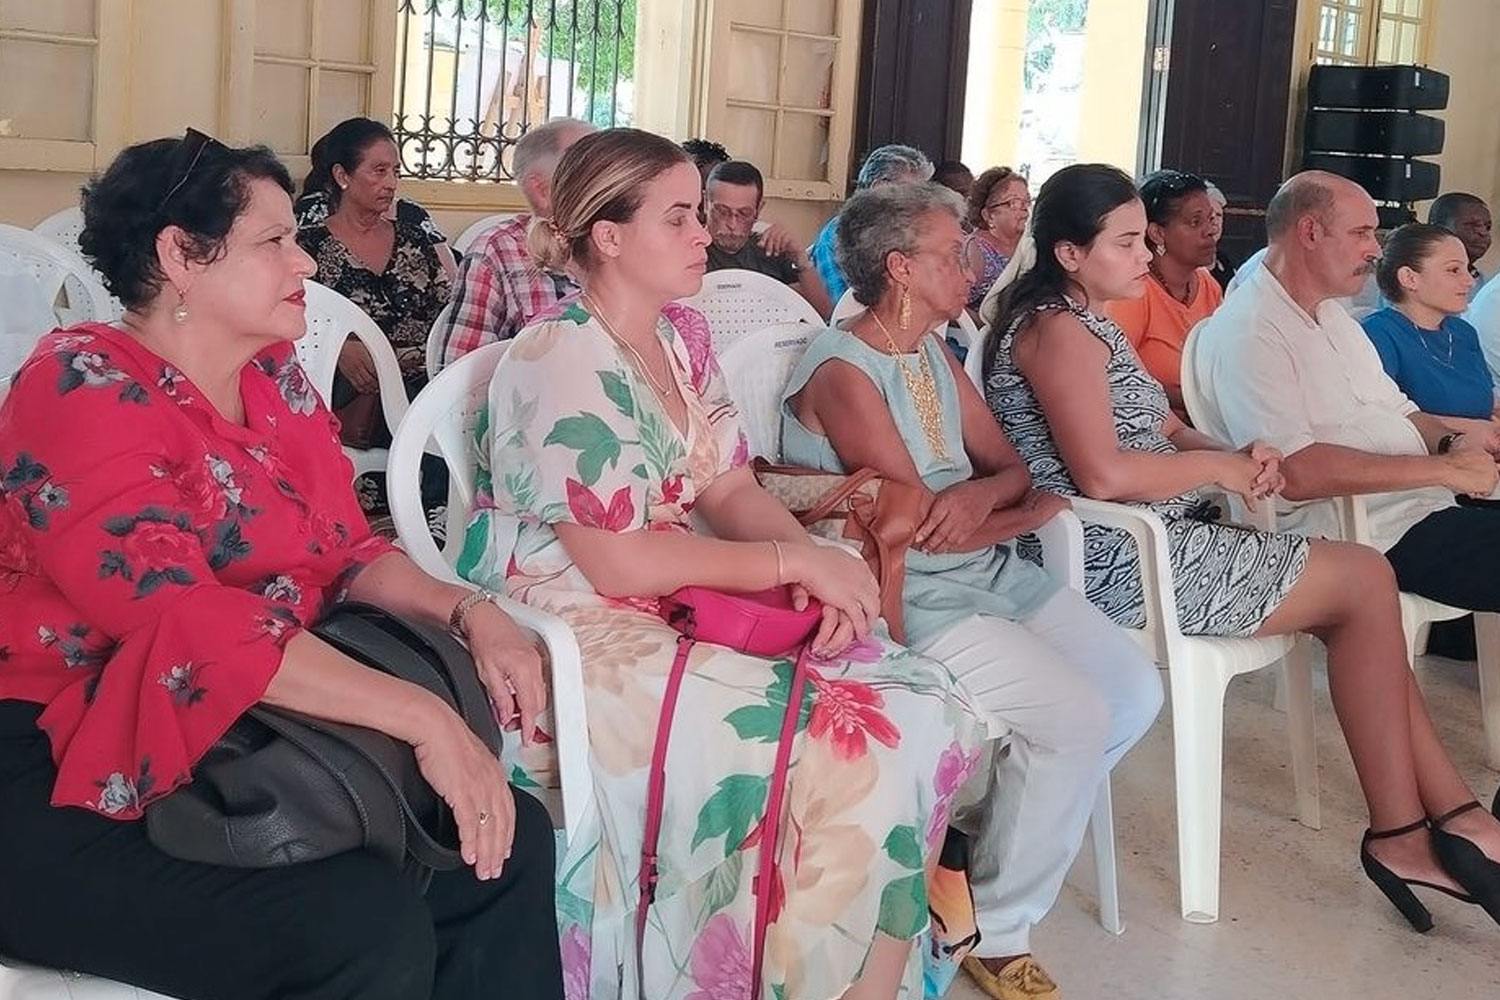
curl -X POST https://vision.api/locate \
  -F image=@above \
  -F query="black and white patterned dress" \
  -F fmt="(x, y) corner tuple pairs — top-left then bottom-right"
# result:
(987, 300), (1310, 636)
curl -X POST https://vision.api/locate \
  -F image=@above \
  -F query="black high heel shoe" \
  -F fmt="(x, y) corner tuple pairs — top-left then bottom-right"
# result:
(1431, 801), (1500, 925)
(1361, 818), (1475, 932)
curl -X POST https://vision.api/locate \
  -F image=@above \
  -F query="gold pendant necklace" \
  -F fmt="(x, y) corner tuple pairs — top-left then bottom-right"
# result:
(870, 312), (948, 461)
(585, 294), (676, 398)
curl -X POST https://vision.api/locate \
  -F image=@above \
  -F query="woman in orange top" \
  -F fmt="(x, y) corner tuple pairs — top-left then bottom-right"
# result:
(1108, 170), (1224, 420)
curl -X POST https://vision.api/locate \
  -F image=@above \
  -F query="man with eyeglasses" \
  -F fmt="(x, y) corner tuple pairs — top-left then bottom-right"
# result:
(703, 160), (833, 319)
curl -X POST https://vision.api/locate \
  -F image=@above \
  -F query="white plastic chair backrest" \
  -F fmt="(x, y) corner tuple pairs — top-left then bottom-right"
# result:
(0, 261), (63, 384)
(452, 212), (517, 255)
(830, 288), (862, 325)
(295, 280), (410, 431)
(948, 308), (981, 350)
(425, 300), (454, 378)
(33, 206), (84, 251)
(964, 323), (990, 388)
(388, 342), (509, 579)
(830, 286), (982, 354)
(680, 268), (823, 356)
(1067, 497), (1187, 666)
(0, 224), (116, 326)
(717, 323), (818, 462)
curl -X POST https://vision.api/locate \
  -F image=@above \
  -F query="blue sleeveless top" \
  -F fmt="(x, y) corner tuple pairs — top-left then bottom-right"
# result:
(778, 328), (1058, 645)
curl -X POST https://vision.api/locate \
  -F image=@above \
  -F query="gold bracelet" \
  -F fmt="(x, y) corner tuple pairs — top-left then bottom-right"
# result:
(771, 540), (785, 585)
(448, 589), (495, 638)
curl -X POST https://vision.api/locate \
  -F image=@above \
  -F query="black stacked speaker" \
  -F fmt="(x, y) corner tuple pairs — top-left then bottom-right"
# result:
(1302, 64), (1450, 228)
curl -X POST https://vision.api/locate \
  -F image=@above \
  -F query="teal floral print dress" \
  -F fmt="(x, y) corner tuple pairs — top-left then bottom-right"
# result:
(458, 299), (986, 1000)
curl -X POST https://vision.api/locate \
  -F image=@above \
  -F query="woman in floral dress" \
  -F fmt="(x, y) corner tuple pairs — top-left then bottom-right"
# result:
(458, 128), (986, 1000)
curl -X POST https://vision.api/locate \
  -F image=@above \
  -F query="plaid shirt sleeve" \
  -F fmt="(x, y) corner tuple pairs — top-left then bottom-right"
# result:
(433, 216), (574, 371)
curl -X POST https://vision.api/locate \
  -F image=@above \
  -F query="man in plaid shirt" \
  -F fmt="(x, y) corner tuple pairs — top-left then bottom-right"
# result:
(430, 118), (594, 371)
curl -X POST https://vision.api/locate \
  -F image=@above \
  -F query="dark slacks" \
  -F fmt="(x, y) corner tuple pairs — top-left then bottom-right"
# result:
(1385, 502), (1500, 660)
(0, 701), (563, 1000)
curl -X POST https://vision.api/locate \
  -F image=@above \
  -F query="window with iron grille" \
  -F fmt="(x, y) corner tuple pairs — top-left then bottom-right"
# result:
(394, 0), (636, 184)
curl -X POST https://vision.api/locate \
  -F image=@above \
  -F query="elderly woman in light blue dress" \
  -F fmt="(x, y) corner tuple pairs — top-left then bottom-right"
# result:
(780, 181), (1161, 1000)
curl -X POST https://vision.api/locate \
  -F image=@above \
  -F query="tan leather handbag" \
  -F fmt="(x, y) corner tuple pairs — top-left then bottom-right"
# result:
(752, 457), (925, 644)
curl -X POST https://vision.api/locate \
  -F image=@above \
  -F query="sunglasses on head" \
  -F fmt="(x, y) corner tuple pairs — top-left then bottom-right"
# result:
(157, 127), (227, 212)
(1144, 170), (1206, 218)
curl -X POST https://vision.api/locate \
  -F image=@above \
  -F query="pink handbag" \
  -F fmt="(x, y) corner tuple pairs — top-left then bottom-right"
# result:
(637, 586), (823, 999)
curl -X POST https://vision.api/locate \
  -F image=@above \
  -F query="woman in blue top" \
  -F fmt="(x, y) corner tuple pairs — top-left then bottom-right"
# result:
(780, 181), (1161, 1000)
(1362, 223), (1495, 426)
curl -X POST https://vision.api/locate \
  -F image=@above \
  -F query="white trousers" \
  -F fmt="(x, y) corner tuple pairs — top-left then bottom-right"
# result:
(914, 588), (1162, 956)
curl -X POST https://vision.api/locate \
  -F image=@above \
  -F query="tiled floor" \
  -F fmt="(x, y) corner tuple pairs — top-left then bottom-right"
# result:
(945, 653), (1500, 1000)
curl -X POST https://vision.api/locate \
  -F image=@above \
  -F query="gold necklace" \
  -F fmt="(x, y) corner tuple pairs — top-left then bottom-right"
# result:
(870, 312), (948, 460)
(585, 295), (676, 398)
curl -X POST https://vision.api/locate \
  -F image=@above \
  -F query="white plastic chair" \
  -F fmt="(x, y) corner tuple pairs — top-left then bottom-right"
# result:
(385, 342), (592, 845)
(295, 280), (411, 482)
(1067, 497), (1319, 924)
(451, 213), (517, 256)
(0, 962), (177, 999)
(0, 261), (61, 388)
(1181, 322), (1500, 769)
(425, 301), (454, 379)
(830, 288), (983, 354)
(720, 322), (1127, 932)
(678, 268), (824, 357)
(717, 324), (819, 461)
(0, 223), (118, 328)
(33, 206), (85, 250)
(829, 288), (863, 326)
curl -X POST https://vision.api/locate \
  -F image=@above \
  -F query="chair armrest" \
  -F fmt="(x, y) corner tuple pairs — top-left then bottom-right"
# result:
(1333, 494), (1371, 544)
(1068, 497), (1184, 654)
(1033, 510), (1085, 590)
(419, 579), (592, 839)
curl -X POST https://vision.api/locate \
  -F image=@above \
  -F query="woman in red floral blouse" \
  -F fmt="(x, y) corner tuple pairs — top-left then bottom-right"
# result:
(0, 133), (562, 999)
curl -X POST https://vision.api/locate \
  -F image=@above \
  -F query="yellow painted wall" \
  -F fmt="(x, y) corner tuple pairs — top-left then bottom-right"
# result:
(0, 0), (230, 226)
(962, 0), (1028, 171)
(1421, 0), (1500, 273)
(1075, 0), (1149, 170)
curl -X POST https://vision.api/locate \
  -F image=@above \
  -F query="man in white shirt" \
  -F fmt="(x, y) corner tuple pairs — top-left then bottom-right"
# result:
(1471, 276), (1500, 391)
(1192, 170), (1500, 640)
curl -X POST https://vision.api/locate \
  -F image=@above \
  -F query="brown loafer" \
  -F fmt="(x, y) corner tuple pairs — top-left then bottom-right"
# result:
(960, 954), (1061, 1000)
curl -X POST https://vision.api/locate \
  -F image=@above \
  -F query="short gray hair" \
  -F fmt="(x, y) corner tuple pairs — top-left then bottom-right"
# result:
(835, 182), (965, 306)
(1265, 171), (1339, 240)
(513, 118), (592, 187)
(856, 144), (934, 190)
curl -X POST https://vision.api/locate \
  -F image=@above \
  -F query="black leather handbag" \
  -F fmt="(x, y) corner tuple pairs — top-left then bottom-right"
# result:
(145, 602), (503, 889)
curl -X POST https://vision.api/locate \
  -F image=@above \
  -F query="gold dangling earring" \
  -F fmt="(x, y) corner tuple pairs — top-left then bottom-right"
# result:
(898, 285), (912, 331)
(173, 292), (189, 324)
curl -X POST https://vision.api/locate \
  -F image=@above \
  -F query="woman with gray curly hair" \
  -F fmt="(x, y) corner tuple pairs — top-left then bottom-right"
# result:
(780, 181), (1161, 1000)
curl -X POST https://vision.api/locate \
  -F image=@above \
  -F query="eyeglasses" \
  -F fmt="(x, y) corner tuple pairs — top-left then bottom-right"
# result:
(707, 204), (760, 225)
(157, 127), (226, 212)
(986, 196), (1031, 213)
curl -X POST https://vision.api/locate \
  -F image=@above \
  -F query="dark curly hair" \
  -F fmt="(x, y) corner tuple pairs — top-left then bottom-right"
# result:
(79, 134), (293, 311)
